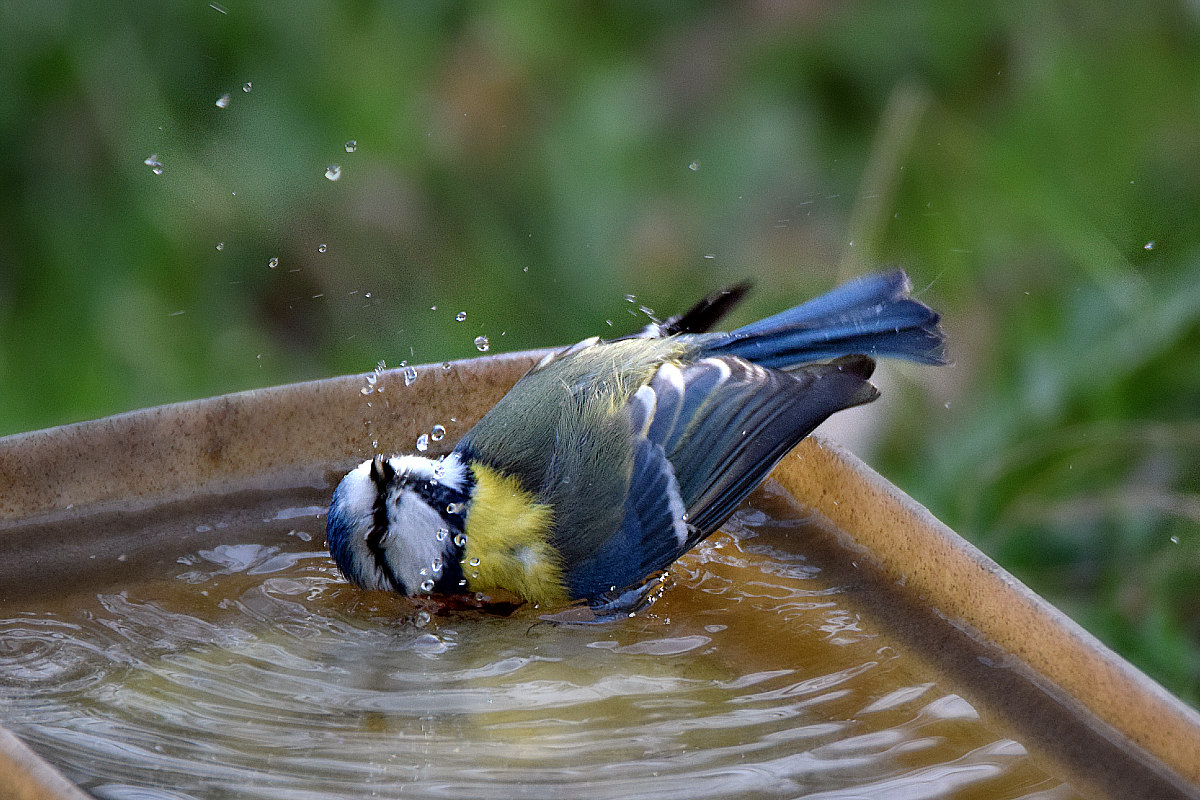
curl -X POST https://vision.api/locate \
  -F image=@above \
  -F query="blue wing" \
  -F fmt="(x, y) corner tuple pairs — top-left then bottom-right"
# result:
(565, 434), (688, 599)
(565, 354), (878, 600)
(642, 355), (878, 538)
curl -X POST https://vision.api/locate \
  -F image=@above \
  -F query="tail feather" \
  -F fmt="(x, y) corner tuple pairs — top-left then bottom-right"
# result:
(703, 270), (946, 368)
(628, 281), (752, 340)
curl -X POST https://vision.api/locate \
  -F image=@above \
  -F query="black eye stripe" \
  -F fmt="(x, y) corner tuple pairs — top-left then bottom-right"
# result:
(367, 482), (405, 593)
(422, 480), (472, 521)
(432, 547), (466, 594)
(422, 469), (474, 594)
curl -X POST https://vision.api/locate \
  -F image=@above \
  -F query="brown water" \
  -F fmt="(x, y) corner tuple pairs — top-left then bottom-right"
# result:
(0, 487), (1082, 800)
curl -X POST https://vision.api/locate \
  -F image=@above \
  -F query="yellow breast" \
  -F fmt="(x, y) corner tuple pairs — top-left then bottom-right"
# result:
(462, 463), (567, 606)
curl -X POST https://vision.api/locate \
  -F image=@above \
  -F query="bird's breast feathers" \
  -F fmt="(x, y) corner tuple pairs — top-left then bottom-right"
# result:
(462, 462), (567, 606)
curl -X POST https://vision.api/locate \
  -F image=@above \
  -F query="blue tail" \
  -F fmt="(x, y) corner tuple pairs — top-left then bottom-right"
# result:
(703, 270), (946, 369)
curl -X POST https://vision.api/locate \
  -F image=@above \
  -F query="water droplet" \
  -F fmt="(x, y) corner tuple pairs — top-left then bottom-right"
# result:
(944, 401), (951, 409)
(446, 502), (464, 515)
(442, 361), (451, 370)
(704, 253), (716, 259)
(474, 335), (490, 352)
(431, 556), (443, 572)
(242, 81), (253, 93)
(215, 242), (225, 251)
(688, 160), (700, 171)
(453, 533), (468, 547)
(624, 294), (637, 303)
(325, 164), (342, 181)
(416, 434), (429, 452)
(468, 557), (480, 567)
(430, 424), (446, 442)
(1171, 535), (1180, 544)
(415, 609), (432, 627)
(1144, 241), (1156, 250)
(403, 366), (418, 386)
(471, 571), (479, 579)
(418, 567), (429, 577)
(268, 257), (279, 269)
(435, 528), (448, 542)
(215, 92), (231, 109)
(365, 373), (377, 387)
(455, 311), (467, 322)
(143, 154), (163, 175)
(318, 243), (327, 253)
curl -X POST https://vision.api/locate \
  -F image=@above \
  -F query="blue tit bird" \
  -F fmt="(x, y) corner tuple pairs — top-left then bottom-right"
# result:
(326, 270), (945, 611)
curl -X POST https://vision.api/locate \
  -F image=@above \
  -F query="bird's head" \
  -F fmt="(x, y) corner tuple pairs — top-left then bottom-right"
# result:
(326, 452), (472, 595)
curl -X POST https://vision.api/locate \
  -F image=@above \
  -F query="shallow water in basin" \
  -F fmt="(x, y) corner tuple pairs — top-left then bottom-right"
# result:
(0, 488), (1081, 800)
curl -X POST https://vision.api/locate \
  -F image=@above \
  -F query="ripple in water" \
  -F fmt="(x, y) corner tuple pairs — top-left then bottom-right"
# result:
(0, 496), (1081, 800)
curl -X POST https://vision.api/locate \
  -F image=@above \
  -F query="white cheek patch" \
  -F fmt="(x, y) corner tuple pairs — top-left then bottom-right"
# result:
(381, 489), (452, 593)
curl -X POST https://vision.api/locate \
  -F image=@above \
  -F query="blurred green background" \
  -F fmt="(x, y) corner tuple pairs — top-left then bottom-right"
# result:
(2, 2), (1199, 704)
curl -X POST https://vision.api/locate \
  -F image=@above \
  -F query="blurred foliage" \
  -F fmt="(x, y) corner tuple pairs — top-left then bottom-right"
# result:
(2, 2), (1199, 703)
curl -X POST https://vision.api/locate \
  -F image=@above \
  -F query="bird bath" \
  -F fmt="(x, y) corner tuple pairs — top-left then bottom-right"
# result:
(1, 351), (1198, 800)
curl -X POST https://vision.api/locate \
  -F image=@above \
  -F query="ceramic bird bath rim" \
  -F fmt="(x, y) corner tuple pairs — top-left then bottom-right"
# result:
(1, 349), (1198, 800)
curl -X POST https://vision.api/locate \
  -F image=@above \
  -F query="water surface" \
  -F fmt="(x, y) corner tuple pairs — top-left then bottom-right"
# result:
(0, 486), (1081, 799)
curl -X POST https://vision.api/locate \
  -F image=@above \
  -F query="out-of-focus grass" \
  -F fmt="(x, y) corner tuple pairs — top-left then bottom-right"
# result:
(1, 3), (1198, 703)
